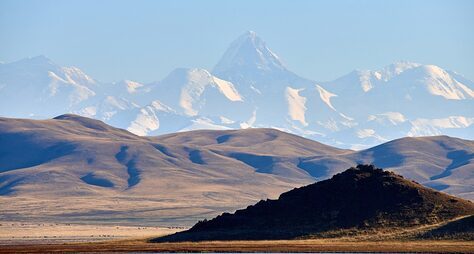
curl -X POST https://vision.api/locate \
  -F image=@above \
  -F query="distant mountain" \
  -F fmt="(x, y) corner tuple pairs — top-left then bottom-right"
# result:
(211, 31), (350, 133)
(0, 55), (139, 123)
(0, 56), (97, 118)
(0, 115), (473, 225)
(212, 31), (307, 96)
(214, 31), (287, 79)
(154, 165), (474, 241)
(125, 68), (251, 136)
(321, 62), (474, 147)
(0, 31), (473, 149)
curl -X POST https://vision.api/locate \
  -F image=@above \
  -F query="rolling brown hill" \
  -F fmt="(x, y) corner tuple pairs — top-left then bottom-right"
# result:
(154, 165), (474, 241)
(0, 114), (473, 225)
(0, 114), (336, 225)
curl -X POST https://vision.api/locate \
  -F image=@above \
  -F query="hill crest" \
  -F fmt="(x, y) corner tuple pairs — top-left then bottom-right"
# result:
(155, 165), (474, 241)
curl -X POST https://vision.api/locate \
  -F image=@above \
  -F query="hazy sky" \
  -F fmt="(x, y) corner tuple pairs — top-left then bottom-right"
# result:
(1, 0), (473, 83)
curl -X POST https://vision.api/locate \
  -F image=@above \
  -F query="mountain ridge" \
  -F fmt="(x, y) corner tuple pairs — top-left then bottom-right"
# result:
(0, 32), (473, 149)
(0, 115), (473, 225)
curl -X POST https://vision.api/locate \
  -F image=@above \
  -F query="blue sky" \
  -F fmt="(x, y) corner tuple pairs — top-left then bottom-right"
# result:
(1, 0), (473, 82)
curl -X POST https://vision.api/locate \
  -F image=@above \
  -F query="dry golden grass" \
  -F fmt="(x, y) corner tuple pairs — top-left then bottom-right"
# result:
(0, 221), (179, 244)
(0, 238), (472, 253)
(1, 217), (473, 253)
(1, 219), (472, 253)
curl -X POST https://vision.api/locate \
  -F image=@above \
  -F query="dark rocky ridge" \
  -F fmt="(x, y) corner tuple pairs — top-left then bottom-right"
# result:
(154, 165), (474, 241)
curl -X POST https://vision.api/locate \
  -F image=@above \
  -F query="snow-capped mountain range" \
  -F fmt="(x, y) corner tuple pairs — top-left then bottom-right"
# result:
(1, 31), (473, 149)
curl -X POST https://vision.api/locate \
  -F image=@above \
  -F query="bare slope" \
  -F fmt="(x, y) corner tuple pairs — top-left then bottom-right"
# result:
(0, 115), (338, 225)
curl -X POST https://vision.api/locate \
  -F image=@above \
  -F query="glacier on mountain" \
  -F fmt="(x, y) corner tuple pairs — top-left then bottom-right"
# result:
(0, 33), (473, 149)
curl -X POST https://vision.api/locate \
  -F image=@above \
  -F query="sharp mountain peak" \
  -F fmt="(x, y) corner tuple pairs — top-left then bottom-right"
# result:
(213, 31), (287, 76)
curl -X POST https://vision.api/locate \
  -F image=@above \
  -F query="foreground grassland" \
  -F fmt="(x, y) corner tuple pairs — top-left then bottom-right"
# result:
(0, 238), (472, 253)
(0, 221), (179, 244)
(0, 220), (472, 253)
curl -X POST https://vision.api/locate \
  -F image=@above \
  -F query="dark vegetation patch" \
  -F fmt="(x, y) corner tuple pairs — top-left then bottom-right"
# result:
(424, 182), (450, 191)
(80, 173), (114, 188)
(0, 175), (23, 195)
(189, 150), (205, 165)
(0, 133), (76, 173)
(216, 134), (232, 144)
(152, 144), (176, 158)
(366, 145), (405, 168)
(115, 146), (141, 188)
(431, 150), (473, 180)
(228, 153), (274, 174)
(125, 159), (140, 188)
(297, 159), (329, 178)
